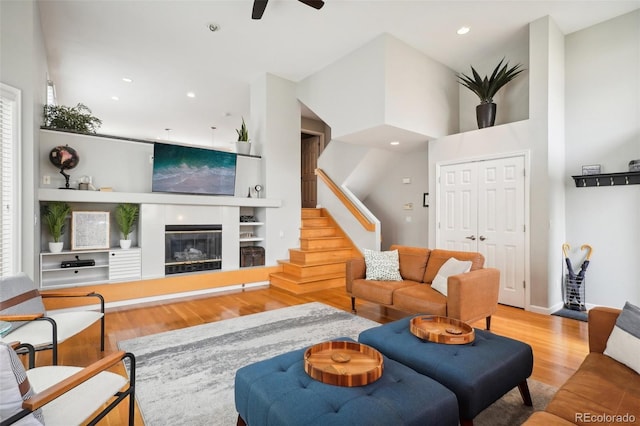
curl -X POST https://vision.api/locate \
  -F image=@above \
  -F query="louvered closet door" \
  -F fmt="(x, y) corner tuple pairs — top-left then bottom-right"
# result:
(438, 156), (526, 308)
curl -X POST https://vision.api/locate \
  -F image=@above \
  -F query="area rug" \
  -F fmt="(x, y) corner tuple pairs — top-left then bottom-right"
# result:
(552, 307), (588, 322)
(118, 302), (379, 425)
(118, 302), (556, 425)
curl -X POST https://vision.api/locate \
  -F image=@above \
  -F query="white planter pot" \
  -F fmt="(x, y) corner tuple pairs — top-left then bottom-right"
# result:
(49, 242), (64, 253)
(120, 239), (132, 249)
(236, 141), (251, 155)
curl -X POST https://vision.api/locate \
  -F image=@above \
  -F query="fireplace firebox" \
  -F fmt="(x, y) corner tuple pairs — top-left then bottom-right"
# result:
(165, 225), (222, 275)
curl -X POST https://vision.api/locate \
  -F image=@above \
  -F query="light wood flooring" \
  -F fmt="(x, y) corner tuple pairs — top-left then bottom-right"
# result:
(32, 286), (589, 425)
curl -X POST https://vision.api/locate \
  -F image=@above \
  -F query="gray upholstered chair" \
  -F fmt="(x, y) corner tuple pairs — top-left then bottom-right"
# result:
(0, 273), (104, 365)
(0, 342), (135, 425)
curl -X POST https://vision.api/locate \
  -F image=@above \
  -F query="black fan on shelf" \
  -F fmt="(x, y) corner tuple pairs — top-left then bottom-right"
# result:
(252, 0), (325, 20)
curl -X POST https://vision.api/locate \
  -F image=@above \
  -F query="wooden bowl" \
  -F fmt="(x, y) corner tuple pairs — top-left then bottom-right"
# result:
(410, 315), (475, 344)
(304, 341), (383, 387)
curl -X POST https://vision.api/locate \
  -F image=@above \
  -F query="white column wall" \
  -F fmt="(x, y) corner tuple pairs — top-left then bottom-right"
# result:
(250, 73), (301, 264)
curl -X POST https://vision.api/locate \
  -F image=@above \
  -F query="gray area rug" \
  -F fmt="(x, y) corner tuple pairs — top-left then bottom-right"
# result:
(118, 302), (379, 425)
(118, 302), (556, 425)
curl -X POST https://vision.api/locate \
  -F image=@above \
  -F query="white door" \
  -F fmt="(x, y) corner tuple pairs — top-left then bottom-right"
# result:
(438, 156), (526, 308)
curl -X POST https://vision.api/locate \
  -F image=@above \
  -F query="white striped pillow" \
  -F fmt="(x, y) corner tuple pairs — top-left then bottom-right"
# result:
(604, 301), (640, 374)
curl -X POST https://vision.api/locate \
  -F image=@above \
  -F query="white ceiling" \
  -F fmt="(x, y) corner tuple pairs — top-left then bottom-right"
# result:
(38, 0), (639, 150)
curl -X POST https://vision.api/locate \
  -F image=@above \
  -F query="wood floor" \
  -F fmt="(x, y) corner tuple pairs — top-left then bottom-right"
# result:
(33, 286), (589, 425)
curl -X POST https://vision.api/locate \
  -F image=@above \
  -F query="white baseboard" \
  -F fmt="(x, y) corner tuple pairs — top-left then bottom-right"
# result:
(47, 281), (270, 314)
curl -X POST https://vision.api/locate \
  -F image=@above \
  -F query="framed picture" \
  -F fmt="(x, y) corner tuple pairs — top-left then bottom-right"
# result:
(423, 193), (430, 207)
(72, 211), (110, 250)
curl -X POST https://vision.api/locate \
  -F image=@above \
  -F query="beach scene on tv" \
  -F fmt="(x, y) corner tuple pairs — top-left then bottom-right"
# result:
(152, 142), (237, 196)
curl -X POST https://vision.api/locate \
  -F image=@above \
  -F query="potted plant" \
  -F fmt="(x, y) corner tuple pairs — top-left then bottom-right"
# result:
(235, 117), (251, 155)
(115, 203), (139, 249)
(458, 58), (524, 129)
(43, 201), (71, 252)
(43, 103), (103, 134)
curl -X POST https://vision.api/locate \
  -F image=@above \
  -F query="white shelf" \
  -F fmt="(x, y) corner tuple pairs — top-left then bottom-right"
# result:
(239, 238), (264, 242)
(39, 188), (281, 208)
(240, 222), (264, 226)
(40, 248), (141, 288)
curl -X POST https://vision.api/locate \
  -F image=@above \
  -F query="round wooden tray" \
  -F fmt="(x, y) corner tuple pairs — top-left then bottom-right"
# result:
(410, 315), (475, 344)
(304, 341), (383, 387)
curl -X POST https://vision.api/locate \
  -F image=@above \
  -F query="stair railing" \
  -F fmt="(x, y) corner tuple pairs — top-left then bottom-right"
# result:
(315, 168), (376, 232)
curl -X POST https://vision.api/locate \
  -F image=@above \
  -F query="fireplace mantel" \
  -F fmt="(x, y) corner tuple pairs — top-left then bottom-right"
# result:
(38, 188), (281, 208)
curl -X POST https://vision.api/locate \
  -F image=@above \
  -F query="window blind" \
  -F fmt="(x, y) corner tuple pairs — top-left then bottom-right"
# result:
(0, 83), (21, 277)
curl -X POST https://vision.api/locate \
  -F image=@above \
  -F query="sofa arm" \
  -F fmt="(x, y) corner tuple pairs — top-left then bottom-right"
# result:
(588, 306), (621, 354)
(446, 268), (500, 324)
(345, 257), (365, 293)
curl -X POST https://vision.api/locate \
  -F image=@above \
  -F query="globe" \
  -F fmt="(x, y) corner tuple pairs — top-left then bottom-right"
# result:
(49, 145), (79, 189)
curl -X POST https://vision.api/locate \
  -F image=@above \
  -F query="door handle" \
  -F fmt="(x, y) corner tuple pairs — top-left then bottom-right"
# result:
(465, 235), (476, 241)
(479, 236), (486, 241)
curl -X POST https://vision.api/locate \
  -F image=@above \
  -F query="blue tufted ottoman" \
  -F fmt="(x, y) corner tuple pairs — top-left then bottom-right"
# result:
(359, 317), (533, 426)
(234, 339), (459, 426)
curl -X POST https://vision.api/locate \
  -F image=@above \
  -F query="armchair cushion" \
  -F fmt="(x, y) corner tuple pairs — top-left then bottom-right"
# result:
(431, 258), (472, 296)
(0, 343), (44, 425)
(363, 249), (402, 281)
(603, 301), (640, 374)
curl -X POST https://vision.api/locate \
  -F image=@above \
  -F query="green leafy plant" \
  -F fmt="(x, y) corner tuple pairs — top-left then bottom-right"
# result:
(236, 117), (250, 142)
(115, 203), (139, 239)
(43, 103), (103, 133)
(458, 58), (524, 104)
(43, 201), (71, 242)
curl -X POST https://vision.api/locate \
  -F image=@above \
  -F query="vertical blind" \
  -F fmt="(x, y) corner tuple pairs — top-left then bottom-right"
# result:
(0, 83), (20, 277)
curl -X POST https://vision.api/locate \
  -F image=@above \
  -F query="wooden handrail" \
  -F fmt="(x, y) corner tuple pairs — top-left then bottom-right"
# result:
(315, 168), (375, 232)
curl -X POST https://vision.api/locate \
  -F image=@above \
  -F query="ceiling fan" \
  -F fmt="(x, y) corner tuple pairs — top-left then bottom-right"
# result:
(252, 0), (325, 20)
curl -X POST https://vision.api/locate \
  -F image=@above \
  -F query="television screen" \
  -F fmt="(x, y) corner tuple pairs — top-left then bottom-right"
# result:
(152, 142), (237, 196)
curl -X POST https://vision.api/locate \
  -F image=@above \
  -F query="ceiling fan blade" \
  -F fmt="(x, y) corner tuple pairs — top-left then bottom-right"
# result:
(252, 0), (268, 20)
(298, 0), (325, 10)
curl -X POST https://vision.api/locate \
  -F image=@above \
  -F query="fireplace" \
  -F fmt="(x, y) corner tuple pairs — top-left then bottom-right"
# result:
(165, 225), (222, 275)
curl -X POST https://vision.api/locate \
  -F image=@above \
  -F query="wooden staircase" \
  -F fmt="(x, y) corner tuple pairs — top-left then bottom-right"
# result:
(270, 208), (359, 294)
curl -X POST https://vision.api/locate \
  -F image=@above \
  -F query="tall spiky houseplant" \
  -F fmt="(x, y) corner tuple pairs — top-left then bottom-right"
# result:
(458, 58), (524, 128)
(235, 117), (252, 155)
(43, 201), (71, 252)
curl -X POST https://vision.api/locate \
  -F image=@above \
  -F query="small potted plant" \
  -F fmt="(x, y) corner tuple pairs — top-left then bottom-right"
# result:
(458, 58), (524, 129)
(43, 103), (103, 134)
(43, 201), (71, 252)
(115, 203), (139, 249)
(235, 117), (251, 155)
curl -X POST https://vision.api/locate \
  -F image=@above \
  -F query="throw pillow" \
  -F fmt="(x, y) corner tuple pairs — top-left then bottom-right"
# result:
(0, 343), (45, 425)
(431, 257), (472, 296)
(364, 249), (403, 281)
(603, 301), (640, 374)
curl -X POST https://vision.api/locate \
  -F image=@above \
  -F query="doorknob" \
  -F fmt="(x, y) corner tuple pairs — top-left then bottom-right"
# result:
(465, 235), (476, 241)
(479, 236), (486, 241)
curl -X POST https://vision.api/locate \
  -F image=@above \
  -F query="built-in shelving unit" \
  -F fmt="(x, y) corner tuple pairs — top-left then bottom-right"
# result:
(571, 171), (640, 188)
(40, 248), (141, 288)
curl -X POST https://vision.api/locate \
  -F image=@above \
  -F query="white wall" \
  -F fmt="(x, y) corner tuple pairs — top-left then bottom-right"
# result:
(364, 146), (429, 249)
(564, 10), (640, 307)
(1, 1), (49, 281)
(38, 130), (261, 197)
(298, 33), (458, 145)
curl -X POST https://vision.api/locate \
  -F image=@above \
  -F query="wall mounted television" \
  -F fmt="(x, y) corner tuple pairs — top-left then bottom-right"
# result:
(152, 142), (237, 196)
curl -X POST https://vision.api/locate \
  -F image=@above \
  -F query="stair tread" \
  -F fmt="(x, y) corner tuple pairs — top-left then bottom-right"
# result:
(271, 271), (344, 283)
(278, 258), (347, 266)
(289, 247), (351, 253)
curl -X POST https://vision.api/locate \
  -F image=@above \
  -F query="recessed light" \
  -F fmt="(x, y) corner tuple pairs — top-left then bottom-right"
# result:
(122, 77), (133, 83)
(111, 96), (119, 101)
(187, 92), (196, 98)
(390, 141), (400, 146)
(457, 26), (470, 35)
